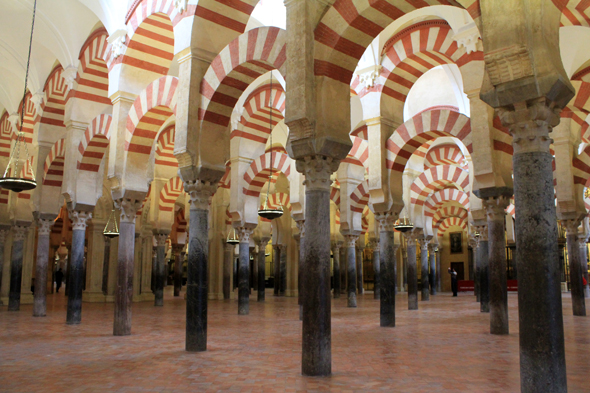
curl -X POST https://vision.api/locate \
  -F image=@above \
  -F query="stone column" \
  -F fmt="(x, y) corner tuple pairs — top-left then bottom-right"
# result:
(372, 241), (380, 300)
(153, 232), (168, 306)
(297, 156), (339, 376)
(273, 245), (280, 296)
(113, 198), (142, 336)
(223, 243), (233, 300)
(33, 218), (53, 317)
(405, 233), (418, 310)
(498, 99), (567, 390)
(257, 238), (269, 301)
(237, 227), (253, 315)
(436, 245), (442, 292)
(418, 238), (430, 301)
(184, 180), (216, 352)
(356, 246), (363, 294)
(151, 244), (156, 294)
(332, 243), (341, 299)
(578, 236), (590, 298)
(0, 228), (8, 305)
(472, 236), (481, 301)
(66, 210), (92, 324)
(102, 238), (111, 296)
(295, 220), (305, 319)
(376, 213), (396, 327)
(485, 196), (512, 334)
(563, 219), (586, 316)
(8, 225), (28, 311)
(476, 225), (490, 312)
(251, 248), (258, 291)
(344, 234), (358, 307)
(428, 243), (436, 296)
(279, 244), (287, 296)
(173, 244), (183, 297)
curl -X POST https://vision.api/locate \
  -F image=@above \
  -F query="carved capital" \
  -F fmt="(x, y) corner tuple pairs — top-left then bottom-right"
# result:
(37, 218), (53, 236)
(155, 232), (168, 247)
(375, 212), (396, 232)
(12, 225), (28, 242)
(30, 92), (44, 114)
(184, 180), (216, 211)
(417, 238), (430, 250)
(257, 237), (270, 251)
(344, 234), (358, 248)
(0, 229), (8, 244)
(403, 232), (416, 246)
(174, 0), (188, 13)
(107, 29), (127, 59)
(295, 219), (305, 238)
(236, 227), (253, 244)
(69, 210), (92, 231)
(484, 196), (511, 222)
(428, 242), (437, 252)
(297, 156), (340, 191)
(475, 225), (488, 242)
(497, 98), (561, 154)
(114, 198), (142, 224)
(561, 219), (582, 236)
(62, 66), (78, 92)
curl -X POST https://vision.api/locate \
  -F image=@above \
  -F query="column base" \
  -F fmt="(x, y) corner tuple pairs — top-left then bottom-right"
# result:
(82, 291), (107, 303)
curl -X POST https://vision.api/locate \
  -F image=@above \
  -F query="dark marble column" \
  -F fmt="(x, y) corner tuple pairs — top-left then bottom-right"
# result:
(257, 238), (269, 302)
(376, 213), (396, 327)
(473, 235), (481, 302)
(476, 226), (489, 313)
(332, 243), (341, 299)
(251, 249), (258, 291)
(578, 236), (590, 298)
(154, 232), (168, 306)
(237, 227), (253, 315)
(428, 243), (436, 296)
(298, 156), (338, 376)
(295, 220), (305, 320)
(279, 244), (287, 296)
(151, 244), (156, 294)
(113, 198), (142, 336)
(0, 228), (8, 305)
(436, 246), (442, 293)
(405, 234), (418, 310)
(173, 244), (183, 297)
(356, 246), (363, 294)
(33, 218), (54, 317)
(372, 241), (380, 300)
(67, 209), (92, 325)
(418, 238), (430, 301)
(184, 181), (216, 352)
(223, 243), (233, 300)
(563, 219), (586, 316)
(485, 196), (511, 334)
(273, 245), (280, 296)
(344, 234), (358, 307)
(339, 246), (346, 294)
(8, 225), (28, 311)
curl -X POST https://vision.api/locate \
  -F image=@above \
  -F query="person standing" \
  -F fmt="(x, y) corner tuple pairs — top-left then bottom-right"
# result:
(448, 267), (458, 296)
(55, 268), (64, 293)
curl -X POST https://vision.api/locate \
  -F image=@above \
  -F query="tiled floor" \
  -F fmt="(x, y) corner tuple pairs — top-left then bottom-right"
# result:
(1, 289), (589, 392)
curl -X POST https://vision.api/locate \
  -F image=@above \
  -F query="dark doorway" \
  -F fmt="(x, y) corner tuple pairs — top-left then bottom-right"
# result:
(451, 262), (465, 281)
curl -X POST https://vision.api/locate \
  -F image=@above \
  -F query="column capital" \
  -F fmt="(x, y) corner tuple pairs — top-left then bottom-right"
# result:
(561, 218), (582, 235)
(331, 241), (341, 252)
(69, 210), (92, 231)
(278, 244), (287, 251)
(0, 228), (9, 243)
(184, 180), (217, 211)
(484, 195), (511, 221)
(417, 238), (430, 250)
(497, 98), (561, 154)
(37, 218), (54, 236)
(172, 243), (185, 253)
(344, 233), (359, 248)
(475, 225), (488, 242)
(155, 232), (169, 247)
(428, 242), (437, 252)
(114, 198), (142, 224)
(295, 219), (305, 238)
(296, 156), (340, 191)
(403, 231), (417, 246)
(12, 225), (28, 242)
(236, 227), (253, 244)
(375, 212), (397, 232)
(257, 237), (270, 249)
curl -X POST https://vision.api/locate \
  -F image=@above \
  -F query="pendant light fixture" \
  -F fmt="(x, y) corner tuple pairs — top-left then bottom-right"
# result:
(393, 208), (414, 233)
(258, 73), (284, 221)
(226, 228), (239, 245)
(103, 207), (120, 238)
(0, 0), (38, 193)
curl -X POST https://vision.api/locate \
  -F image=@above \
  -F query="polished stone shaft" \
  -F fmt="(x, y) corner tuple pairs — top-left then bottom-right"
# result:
(273, 245), (280, 296)
(373, 245), (380, 300)
(102, 238), (111, 296)
(339, 247), (346, 294)
(488, 206), (509, 334)
(333, 246), (340, 298)
(356, 248), (363, 294)
(567, 232), (586, 316)
(279, 246), (287, 296)
(420, 242), (429, 301)
(258, 243), (266, 302)
(223, 244), (232, 300)
(346, 241), (357, 308)
(8, 227), (26, 311)
(478, 240), (490, 313)
(154, 243), (166, 306)
(238, 240), (250, 315)
(33, 232), (50, 317)
(114, 220), (135, 336)
(429, 247), (436, 296)
(173, 247), (182, 297)
(67, 228), (86, 324)
(474, 243), (481, 302)
(406, 241), (418, 310)
(380, 230), (396, 327)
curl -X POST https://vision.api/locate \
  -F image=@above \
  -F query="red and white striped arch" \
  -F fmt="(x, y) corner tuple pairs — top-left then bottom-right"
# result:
(107, 12), (174, 75)
(348, 136), (369, 170)
(410, 165), (470, 206)
(331, 184), (341, 207)
(242, 151), (292, 197)
(155, 125), (177, 167)
(16, 155), (35, 200)
(17, 92), (37, 144)
(159, 176), (184, 212)
(125, 76), (178, 155)
(233, 84), (286, 145)
(387, 109), (471, 173)
(350, 180), (369, 213)
(569, 80), (590, 114)
(424, 188), (470, 217)
(424, 144), (466, 169)
(173, 208), (187, 234)
(43, 139), (66, 187)
(361, 208), (369, 234)
(78, 114), (112, 172)
(0, 112), (13, 158)
(351, 123), (367, 140)
(335, 210), (341, 226)
(558, 0), (590, 27)
(437, 216), (467, 236)
(200, 27), (286, 133)
(433, 205), (468, 228)
(41, 66), (68, 128)
(71, 28), (109, 105)
(313, 1), (477, 85)
(506, 200), (515, 218)
(219, 162), (231, 189)
(573, 145), (590, 187)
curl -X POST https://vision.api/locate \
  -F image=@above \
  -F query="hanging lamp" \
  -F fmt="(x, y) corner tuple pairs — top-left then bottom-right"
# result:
(103, 208), (120, 238)
(393, 209), (414, 233)
(226, 228), (239, 245)
(258, 73), (284, 221)
(0, 0), (38, 193)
